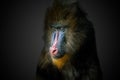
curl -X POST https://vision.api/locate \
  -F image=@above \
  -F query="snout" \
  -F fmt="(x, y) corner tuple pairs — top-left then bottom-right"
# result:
(50, 47), (58, 56)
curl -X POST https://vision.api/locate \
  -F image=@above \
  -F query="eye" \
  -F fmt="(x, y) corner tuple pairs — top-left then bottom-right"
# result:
(51, 24), (66, 32)
(60, 27), (64, 30)
(60, 27), (65, 32)
(51, 27), (56, 31)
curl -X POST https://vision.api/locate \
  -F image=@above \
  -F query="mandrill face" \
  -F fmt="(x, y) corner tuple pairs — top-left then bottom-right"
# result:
(45, 1), (86, 62)
(49, 23), (66, 59)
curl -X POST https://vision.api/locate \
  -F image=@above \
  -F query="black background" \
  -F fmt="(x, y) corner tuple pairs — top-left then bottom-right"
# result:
(1, 0), (120, 80)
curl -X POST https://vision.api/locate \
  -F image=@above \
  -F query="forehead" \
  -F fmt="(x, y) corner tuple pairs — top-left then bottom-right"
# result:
(51, 20), (68, 26)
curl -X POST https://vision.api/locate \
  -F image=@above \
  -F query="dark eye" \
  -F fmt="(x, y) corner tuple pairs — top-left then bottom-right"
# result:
(60, 27), (64, 30)
(60, 27), (65, 32)
(51, 24), (66, 32)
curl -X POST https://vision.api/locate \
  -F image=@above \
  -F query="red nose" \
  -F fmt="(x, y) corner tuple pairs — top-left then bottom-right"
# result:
(50, 31), (59, 56)
(50, 47), (58, 56)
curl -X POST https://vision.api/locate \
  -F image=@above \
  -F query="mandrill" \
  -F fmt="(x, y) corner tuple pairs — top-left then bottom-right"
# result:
(36, 0), (102, 80)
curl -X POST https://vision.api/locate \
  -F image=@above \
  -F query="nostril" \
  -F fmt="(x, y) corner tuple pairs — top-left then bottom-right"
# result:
(50, 47), (58, 56)
(53, 50), (56, 53)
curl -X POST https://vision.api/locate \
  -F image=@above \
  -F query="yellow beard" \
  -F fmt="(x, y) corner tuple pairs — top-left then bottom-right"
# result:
(52, 54), (70, 69)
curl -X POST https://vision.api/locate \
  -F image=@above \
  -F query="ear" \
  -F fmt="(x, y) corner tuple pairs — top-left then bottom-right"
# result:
(53, 0), (78, 6)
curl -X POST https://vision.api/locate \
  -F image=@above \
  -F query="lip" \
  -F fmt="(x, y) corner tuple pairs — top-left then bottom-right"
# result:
(50, 48), (65, 59)
(52, 53), (64, 59)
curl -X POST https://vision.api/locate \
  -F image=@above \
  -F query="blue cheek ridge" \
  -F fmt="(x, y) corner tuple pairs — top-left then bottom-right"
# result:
(57, 31), (65, 54)
(51, 32), (56, 46)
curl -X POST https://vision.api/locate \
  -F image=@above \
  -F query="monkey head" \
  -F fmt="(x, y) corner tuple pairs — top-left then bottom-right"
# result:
(43, 1), (87, 69)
